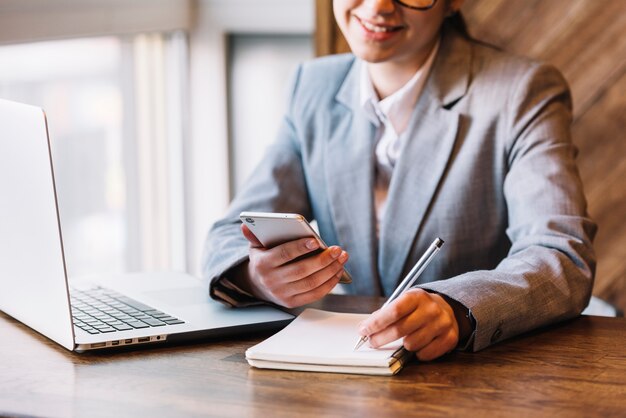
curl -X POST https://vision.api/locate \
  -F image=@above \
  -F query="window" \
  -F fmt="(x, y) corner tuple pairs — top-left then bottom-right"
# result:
(0, 33), (187, 276)
(228, 34), (314, 194)
(0, 0), (314, 277)
(0, 37), (130, 275)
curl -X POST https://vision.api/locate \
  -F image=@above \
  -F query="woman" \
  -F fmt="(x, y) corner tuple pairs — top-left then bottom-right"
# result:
(203, 0), (596, 361)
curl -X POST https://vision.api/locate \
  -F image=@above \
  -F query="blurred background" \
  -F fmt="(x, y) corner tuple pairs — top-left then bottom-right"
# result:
(0, 0), (623, 312)
(0, 0), (314, 279)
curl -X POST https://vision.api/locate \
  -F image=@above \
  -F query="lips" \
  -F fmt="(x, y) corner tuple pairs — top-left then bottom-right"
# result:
(355, 15), (405, 37)
(359, 19), (403, 33)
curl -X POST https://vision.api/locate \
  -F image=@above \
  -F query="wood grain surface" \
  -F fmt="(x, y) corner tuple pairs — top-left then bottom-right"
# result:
(314, 0), (626, 313)
(1, 295), (624, 418)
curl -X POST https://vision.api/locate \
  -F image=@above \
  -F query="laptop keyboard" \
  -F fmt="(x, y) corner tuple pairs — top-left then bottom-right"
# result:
(70, 286), (185, 335)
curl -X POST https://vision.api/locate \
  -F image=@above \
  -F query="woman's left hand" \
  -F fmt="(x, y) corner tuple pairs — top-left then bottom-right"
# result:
(357, 288), (460, 361)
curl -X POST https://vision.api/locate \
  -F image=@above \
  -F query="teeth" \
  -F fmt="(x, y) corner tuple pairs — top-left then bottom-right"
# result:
(361, 20), (395, 33)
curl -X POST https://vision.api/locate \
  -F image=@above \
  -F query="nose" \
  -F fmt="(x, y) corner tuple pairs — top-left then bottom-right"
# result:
(361, 0), (396, 15)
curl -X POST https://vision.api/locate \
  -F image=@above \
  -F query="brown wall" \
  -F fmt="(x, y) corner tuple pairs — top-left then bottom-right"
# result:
(315, 0), (626, 312)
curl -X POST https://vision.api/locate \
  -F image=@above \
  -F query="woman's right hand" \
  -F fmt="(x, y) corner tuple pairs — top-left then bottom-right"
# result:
(237, 224), (349, 308)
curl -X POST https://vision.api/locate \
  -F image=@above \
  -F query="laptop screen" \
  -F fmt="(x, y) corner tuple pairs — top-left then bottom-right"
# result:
(0, 99), (74, 350)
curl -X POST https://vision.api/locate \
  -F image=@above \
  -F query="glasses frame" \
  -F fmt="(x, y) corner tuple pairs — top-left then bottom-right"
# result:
(393, 0), (438, 11)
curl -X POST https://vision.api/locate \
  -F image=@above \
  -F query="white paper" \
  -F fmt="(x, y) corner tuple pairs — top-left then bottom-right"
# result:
(246, 358), (406, 376)
(245, 309), (404, 368)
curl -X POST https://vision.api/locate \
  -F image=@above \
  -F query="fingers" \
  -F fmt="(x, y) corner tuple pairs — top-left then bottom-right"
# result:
(250, 235), (347, 285)
(255, 236), (322, 268)
(359, 289), (460, 360)
(286, 251), (349, 297)
(279, 246), (348, 284)
(414, 328), (459, 361)
(402, 313), (457, 352)
(286, 269), (344, 308)
(358, 289), (430, 340)
(261, 249), (349, 308)
(241, 224), (264, 248)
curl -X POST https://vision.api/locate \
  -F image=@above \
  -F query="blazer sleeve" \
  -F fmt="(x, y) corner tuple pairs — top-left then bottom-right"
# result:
(201, 65), (314, 305)
(420, 63), (597, 351)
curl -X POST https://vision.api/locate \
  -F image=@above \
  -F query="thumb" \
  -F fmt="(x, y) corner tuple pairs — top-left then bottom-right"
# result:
(241, 224), (264, 248)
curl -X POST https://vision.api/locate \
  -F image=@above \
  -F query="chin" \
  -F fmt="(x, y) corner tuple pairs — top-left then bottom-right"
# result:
(350, 45), (392, 63)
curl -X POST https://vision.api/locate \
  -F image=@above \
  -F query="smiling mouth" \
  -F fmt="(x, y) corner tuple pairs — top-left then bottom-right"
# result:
(356, 16), (405, 33)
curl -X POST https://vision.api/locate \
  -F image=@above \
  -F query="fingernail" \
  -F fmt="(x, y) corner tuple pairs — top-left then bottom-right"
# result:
(306, 239), (319, 250)
(338, 251), (348, 263)
(330, 246), (342, 258)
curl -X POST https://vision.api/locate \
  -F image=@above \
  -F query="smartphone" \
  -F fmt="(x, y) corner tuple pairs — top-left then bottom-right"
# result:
(239, 211), (352, 284)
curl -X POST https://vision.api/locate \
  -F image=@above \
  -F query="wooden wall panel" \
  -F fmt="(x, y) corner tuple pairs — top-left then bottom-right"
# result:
(314, 0), (349, 56)
(315, 0), (626, 312)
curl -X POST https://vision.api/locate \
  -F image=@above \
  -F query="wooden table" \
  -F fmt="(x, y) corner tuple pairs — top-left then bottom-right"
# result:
(1, 295), (624, 418)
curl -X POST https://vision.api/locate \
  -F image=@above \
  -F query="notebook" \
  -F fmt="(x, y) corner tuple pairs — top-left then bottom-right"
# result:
(245, 309), (413, 375)
(0, 97), (294, 352)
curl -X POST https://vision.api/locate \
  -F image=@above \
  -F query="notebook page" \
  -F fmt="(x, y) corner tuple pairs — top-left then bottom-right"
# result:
(245, 309), (403, 367)
(246, 358), (405, 375)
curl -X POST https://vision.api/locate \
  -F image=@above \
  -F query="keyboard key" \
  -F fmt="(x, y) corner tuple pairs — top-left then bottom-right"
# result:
(149, 313), (172, 319)
(100, 308), (119, 314)
(96, 327), (116, 333)
(122, 309), (143, 316)
(111, 323), (133, 331)
(111, 313), (134, 321)
(77, 324), (96, 331)
(77, 327), (100, 334)
(139, 318), (166, 327)
(142, 309), (166, 316)
(130, 314), (153, 320)
(163, 319), (185, 325)
(118, 307), (141, 314)
(82, 309), (101, 314)
(157, 316), (179, 322)
(125, 321), (150, 329)
(128, 312), (151, 318)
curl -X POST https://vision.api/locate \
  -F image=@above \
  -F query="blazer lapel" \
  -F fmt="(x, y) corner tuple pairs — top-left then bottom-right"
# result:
(378, 28), (472, 294)
(325, 60), (381, 295)
(377, 101), (460, 294)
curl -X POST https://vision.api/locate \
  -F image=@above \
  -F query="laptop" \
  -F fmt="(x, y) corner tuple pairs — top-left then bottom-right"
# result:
(0, 98), (293, 352)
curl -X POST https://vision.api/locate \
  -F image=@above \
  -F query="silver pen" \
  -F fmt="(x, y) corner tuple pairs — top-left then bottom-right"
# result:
(354, 237), (444, 351)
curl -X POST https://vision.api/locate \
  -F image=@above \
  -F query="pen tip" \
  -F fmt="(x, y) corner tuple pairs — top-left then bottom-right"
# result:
(353, 336), (366, 351)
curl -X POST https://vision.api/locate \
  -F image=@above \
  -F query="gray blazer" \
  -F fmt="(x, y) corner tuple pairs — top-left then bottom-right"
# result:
(202, 26), (596, 351)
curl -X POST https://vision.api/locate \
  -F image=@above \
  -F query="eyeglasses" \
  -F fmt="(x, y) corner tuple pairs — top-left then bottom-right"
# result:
(393, 0), (438, 11)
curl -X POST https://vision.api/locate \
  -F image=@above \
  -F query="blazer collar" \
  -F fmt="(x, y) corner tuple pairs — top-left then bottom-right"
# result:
(427, 24), (472, 108)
